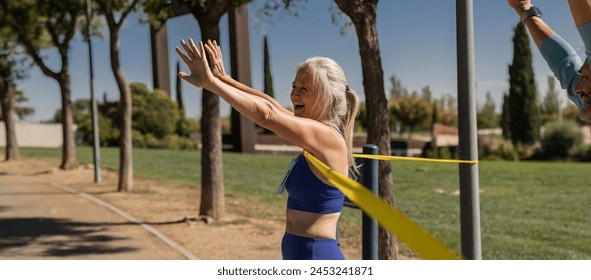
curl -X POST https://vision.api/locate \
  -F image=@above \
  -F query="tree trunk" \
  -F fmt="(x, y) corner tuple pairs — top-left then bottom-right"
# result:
(58, 71), (78, 170)
(196, 17), (225, 220)
(0, 77), (20, 161)
(334, 0), (398, 260)
(107, 23), (133, 192)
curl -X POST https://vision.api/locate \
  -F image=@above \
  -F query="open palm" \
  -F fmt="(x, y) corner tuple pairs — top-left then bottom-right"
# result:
(175, 39), (214, 88)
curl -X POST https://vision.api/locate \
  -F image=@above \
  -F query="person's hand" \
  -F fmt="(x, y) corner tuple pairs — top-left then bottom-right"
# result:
(175, 39), (215, 89)
(507, 0), (532, 14)
(205, 40), (227, 79)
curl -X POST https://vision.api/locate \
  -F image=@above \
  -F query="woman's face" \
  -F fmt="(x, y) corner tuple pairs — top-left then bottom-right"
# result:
(291, 70), (325, 120)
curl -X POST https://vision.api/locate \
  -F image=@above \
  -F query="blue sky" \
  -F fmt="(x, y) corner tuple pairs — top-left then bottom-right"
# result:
(16, 0), (583, 122)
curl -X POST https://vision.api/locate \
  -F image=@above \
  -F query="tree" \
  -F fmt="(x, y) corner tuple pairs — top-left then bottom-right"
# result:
(0, 82), (19, 161)
(0, 24), (26, 161)
(508, 22), (540, 146)
(263, 36), (275, 101)
(96, 0), (144, 192)
(436, 94), (458, 126)
(334, 0), (397, 260)
(390, 92), (432, 138)
(388, 74), (406, 134)
(541, 76), (560, 123)
(176, 60), (185, 118)
(12, 90), (34, 121)
(389, 74), (407, 99)
(431, 99), (441, 128)
(419, 86), (433, 130)
(0, 53), (18, 161)
(477, 91), (499, 129)
(189, 1), (249, 220)
(144, 0), (252, 220)
(500, 92), (511, 140)
(261, 35), (274, 134)
(421, 85), (432, 102)
(175, 59), (194, 138)
(1, 0), (86, 169)
(562, 103), (588, 125)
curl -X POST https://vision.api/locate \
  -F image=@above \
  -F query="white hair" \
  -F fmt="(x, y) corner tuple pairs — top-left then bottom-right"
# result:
(296, 57), (359, 168)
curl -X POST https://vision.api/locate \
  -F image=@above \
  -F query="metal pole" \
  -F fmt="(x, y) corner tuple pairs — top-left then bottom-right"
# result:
(361, 144), (379, 260)
(86, 0), (101, 183)
(456, 0), (481, 259)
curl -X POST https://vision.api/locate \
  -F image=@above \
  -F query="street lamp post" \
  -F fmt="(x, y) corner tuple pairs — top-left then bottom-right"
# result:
(86, 0), (101, 183)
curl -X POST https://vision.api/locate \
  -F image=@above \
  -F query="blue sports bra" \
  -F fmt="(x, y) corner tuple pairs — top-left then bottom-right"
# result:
(284, 153), (345, 214)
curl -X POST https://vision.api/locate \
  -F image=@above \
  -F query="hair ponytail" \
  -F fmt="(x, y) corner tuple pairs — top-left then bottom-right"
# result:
(343, 87), (359, 171)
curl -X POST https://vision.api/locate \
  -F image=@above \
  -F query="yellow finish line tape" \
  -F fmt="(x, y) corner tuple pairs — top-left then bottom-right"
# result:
(353, 154), (478, 164)
(303, 151), (461, 260)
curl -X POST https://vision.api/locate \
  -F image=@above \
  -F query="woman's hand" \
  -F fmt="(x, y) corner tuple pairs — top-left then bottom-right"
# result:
(507, 0), (532, 14)
(205, 40), (227, 79)
(175, 39), (215, 89)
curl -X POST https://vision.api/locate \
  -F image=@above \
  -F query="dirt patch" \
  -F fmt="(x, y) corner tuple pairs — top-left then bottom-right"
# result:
(0, 157), (365, 260)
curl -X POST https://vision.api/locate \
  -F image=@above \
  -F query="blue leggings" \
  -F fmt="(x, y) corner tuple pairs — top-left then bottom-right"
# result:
(281, 232), (345, 260)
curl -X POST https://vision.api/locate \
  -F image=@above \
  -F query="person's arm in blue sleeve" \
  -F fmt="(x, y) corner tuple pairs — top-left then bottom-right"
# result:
(540, 35), (584, 109)
(569, 0), (591, 62)
(507, 0), (584, 110)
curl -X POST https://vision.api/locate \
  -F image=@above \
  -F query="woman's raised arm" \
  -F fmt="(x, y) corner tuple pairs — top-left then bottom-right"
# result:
(204, 40), (293, 115)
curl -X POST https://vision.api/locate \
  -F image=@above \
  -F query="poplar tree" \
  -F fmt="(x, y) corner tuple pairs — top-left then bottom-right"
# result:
(263, 36), (274, 100)
(261, 35), (274, 134)
(176, 60), (185, 118)
(508, 22), (540, 146)
(500, 92), (511, 140)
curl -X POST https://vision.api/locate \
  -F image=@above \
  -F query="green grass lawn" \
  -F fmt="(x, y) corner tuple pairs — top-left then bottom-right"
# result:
(6, 146), (591, 259)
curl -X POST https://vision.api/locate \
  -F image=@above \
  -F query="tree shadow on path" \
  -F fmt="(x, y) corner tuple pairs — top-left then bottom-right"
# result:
(0, 217), (139, 258)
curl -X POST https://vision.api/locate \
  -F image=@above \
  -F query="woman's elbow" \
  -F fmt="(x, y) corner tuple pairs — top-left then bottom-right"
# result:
(253, 103), (278, 128)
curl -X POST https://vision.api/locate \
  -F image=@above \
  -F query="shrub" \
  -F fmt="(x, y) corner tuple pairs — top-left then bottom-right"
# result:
(480, 144), (519, 161)
(539, 121), (583, 159)
(131, 82), (180, 139)
(163, 134), (199, 150)
(426, 146), (456, 159)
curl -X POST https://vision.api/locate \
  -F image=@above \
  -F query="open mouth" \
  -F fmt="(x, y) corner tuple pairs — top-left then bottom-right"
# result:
(294, 103), (304, 110)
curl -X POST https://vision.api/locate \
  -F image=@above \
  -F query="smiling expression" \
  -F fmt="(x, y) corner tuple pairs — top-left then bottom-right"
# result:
(291, 70), (326, 121)
(575, 59), (591, 121)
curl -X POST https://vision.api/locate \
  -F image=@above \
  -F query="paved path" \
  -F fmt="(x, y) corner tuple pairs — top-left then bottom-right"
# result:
(0, 174), (194, 260)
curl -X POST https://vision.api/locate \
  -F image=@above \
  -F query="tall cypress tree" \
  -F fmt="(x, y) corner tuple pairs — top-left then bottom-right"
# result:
(176, 60), (185, 118)
(501, 92), (511, 140)
(508, 22), (540, 146)
(263, 36), (274, 100)
(261, 35), (274, 134)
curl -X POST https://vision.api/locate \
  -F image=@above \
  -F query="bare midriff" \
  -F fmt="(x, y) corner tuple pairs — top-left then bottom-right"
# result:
(285, 209), (341, 239)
